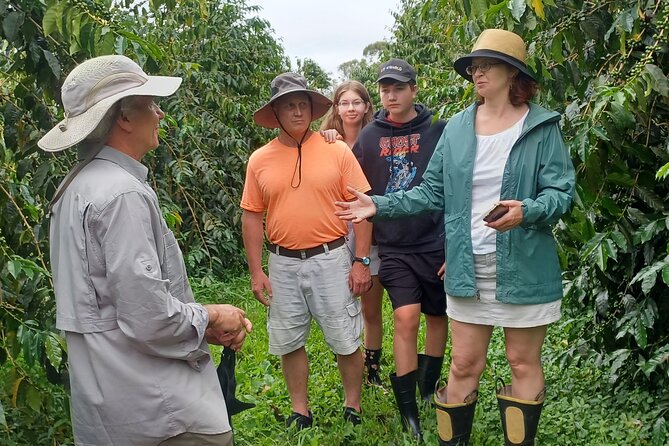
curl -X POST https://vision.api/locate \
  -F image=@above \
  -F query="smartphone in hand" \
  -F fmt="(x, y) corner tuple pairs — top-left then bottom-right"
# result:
(483, 203), (509, 223)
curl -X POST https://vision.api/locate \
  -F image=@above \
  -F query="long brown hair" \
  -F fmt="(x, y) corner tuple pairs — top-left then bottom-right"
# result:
(320, 80), (373, 138)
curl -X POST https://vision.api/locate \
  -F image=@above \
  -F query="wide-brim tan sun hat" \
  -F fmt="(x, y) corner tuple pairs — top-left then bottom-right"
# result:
(453, 29), (535, 82)
(253, 72), (331, 129)
(38, 55), (182, 152)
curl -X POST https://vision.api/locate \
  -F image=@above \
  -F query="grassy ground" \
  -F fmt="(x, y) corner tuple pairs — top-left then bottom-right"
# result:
(193, 276), (666, 446)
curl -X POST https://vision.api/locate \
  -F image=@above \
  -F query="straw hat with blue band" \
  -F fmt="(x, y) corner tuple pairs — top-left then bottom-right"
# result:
(453, 29), (535, 83)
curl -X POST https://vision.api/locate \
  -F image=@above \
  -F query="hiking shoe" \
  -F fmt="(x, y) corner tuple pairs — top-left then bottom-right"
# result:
(343, 406), (362, 425)
(286, 410), (313, 429)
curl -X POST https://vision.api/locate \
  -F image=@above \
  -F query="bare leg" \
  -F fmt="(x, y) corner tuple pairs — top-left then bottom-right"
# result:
(281, 347), (309, 415)
(337, 350), (364, 411)
(424, 313), (448, 357)
(361, 276), (384, 349)
(393, 303), (421, 375)
(446, 320), (493, 402)
(503, 325), (547, 400)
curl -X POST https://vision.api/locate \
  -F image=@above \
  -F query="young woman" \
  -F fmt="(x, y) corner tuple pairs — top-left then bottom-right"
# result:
(336, 30), (576, 445)
(320, 81), (386, 386)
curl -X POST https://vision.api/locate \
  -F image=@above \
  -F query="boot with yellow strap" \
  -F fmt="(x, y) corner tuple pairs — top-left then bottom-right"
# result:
(496, 383), (545, 446)
(433, 383), (478, 445)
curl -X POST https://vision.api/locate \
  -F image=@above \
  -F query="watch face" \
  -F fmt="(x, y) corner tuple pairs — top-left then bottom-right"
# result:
(361, 256), (371, 266)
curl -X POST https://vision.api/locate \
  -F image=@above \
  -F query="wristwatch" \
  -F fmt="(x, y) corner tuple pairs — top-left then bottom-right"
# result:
(353, 256), (371, 266)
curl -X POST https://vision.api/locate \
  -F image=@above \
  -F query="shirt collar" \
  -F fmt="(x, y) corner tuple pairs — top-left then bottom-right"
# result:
(95, 146), (149, 182)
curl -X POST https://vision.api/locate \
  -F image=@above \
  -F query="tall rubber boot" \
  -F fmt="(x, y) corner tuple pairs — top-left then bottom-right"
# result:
(496, 385), (545, 446)
(417, 353), (444, 402)
(389, 370), (421, 438)
(364, 348), (382, 386)
(434, 384), (478, 446)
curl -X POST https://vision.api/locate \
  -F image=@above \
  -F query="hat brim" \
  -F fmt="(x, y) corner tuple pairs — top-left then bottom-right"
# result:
(253, 89), (332, 129)
(38, 75), (182, 152)
(376, 73), (414, 83)
(453, 49), (535, 82)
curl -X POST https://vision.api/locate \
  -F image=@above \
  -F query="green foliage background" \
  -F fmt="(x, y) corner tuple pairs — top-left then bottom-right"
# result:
(1, 0), (668, 444)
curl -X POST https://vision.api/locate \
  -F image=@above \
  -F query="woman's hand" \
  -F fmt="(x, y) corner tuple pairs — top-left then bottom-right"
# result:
(484, 199), (523, 232)
(320, 129), (343, 144)
(335, 186), (377, 223)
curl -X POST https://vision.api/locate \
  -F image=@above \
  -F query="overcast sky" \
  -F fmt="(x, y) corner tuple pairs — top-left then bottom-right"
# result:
(249, 1), (398, 79)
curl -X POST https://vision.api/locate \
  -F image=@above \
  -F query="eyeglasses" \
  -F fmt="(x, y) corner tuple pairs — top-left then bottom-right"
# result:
(337, 100), (366, 109)
(465, 62), (501, 75)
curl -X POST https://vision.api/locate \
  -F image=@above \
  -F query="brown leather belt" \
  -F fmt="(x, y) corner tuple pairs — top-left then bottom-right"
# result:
(265, 236), (346, 260)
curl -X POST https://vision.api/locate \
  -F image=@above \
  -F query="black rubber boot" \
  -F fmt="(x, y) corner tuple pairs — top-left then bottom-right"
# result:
(390, 370), (421, 438)
(497, 385), (545, 445)
(417, 353), (444, 402)
(434, 384), (478, 446)
(364, 348), (382, 386)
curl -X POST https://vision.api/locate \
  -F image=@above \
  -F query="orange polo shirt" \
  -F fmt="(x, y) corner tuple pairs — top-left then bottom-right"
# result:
(241, 133), (370, 249)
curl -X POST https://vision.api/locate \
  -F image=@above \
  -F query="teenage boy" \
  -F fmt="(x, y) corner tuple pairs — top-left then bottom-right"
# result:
(241, 72), (372, 429)
(352, 58), (448, 437)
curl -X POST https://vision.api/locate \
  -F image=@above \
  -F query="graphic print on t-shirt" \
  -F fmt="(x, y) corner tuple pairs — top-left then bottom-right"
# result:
(379, 134), (420, 193)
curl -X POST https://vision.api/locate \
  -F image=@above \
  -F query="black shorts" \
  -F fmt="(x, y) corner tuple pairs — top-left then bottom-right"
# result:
(378, 250), (447, 316)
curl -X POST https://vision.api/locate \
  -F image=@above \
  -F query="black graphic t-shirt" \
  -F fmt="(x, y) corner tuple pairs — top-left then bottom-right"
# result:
(353, 105), (447, 254)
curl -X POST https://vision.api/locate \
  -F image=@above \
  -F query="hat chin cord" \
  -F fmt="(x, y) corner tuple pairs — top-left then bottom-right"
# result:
(272, 100), (314, 189)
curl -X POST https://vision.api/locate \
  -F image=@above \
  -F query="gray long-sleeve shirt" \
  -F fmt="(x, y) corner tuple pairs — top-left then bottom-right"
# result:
(50, 146), (230, 445)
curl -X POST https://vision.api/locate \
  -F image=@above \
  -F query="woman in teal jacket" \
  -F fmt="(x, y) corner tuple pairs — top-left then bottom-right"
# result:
(336, 29), (575, 445)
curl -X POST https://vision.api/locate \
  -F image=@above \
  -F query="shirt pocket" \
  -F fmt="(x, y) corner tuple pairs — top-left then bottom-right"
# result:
(162, 229), (187, 301)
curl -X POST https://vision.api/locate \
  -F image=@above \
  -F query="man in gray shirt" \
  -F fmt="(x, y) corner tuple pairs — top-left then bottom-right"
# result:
(38, 55), (250, 445)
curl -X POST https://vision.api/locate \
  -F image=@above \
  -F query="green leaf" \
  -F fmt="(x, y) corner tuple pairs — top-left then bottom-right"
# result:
(607, 102), (636, 130)
(641, 273), (656, 295)
(662, 265), (669, 286)
(631, 255), (669, 294)
(7, 260), (20, 279)
(657, 162), (669, 181)
(42, 49), (61, 79)
(644, 64), (669, 96)
(25, 383), (41, 412)
(508, 0), (526, 21)
(652, 417), (667, 445)
(2, 11), (24, 43)
(600, 197), (622, 216)
(610, 230), (628, 251)
(606, 172), (635, 187)
(639, 345), (669, 378)
(43, 5), (59, 36)
(550, 33), (564, 64)
(45, 333), (63, 370)
(634, 318), (648, 348)
(0, 400), (5, 427)
(580, 233), (608, 271)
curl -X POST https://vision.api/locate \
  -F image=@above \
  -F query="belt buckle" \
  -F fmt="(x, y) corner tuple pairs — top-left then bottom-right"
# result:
(300, 250), (307, 260)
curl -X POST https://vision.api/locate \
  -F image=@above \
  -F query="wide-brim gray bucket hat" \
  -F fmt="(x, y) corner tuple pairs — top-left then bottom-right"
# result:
(453, 29), (535, 82)
(38, 55), (182, 152)
(253, 72), (331, 129)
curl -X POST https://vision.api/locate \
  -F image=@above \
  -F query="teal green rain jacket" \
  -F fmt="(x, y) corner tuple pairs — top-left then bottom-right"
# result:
(372, 102), (576, 304)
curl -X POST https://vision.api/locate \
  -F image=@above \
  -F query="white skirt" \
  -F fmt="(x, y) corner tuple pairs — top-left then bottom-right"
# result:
(446, 253), (561, 328)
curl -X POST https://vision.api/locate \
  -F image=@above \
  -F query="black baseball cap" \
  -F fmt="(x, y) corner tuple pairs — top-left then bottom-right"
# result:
(376, 58), (417, 84)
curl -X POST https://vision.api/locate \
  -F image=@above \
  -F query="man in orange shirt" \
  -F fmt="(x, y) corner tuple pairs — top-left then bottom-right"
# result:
(241, 73), (372, 428)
